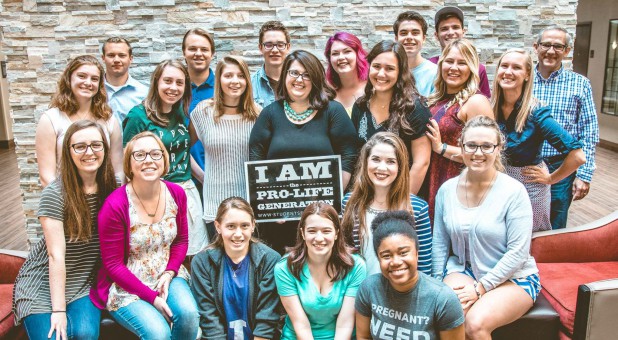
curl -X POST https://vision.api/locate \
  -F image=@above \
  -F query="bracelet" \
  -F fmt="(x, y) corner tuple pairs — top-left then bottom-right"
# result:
(473, 281), (482, 299)
(51, 310), (66, 313)
(440, 143), (448, 156)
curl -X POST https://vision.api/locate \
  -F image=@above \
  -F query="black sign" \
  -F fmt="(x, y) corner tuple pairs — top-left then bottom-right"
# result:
(245, 155), (342, 222)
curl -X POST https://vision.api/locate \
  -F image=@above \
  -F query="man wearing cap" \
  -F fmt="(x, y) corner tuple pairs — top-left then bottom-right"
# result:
(430, 6), (491, 98)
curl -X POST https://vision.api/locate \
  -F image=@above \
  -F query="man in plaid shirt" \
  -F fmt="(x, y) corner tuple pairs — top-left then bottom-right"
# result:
(533, 26), (599, 229)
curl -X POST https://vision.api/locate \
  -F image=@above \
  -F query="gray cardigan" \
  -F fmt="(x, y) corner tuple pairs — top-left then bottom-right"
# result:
(191, 242), (282, 339)
(431, 173), (539, 291)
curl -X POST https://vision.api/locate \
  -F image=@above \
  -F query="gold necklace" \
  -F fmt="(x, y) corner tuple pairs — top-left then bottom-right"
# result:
(131, 182), (161, 217)
(464, 171), (497, 208)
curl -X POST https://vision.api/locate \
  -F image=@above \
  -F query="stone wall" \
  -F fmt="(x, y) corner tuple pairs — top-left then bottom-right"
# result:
(0, 0), (579, 245)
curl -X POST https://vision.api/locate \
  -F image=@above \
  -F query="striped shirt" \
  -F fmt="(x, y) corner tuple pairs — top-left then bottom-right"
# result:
(12, 180), (101, 324)
(341, 193), (432, 276)
(533, 66), (599, 182)
(190, 100), (256, 222)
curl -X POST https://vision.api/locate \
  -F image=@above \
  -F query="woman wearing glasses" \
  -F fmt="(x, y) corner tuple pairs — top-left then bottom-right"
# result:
(123, 59), (208, 259)
(249, 50), (358, 254)
(491, 49), (584, 231)
(432, 116), (540, 339)
(91, 132), (199, 339)
(14, 120), (118, 339)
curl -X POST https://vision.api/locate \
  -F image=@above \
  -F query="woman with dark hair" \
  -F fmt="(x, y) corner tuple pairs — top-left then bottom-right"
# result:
(351, 40), (432, 195)
(355, 211), (464, 340)
(249, 50), (358, 253)
(191, 197), (281, 339)
(123, 59), (208, 258)
(14, 120), (118, 339)
(91, 131), (199, 339)
(324, 32), (369, 115)
(35, 55), (123, 187)
(342, 132), (432, 276)
(274, 202), (366, 340)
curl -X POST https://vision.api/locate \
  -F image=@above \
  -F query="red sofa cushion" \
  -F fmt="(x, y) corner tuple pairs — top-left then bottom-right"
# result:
(538, 262), (618, 335)
(0, 284), (16, 337)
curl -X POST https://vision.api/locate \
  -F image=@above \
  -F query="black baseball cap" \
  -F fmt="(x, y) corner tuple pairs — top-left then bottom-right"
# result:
(434, 6), (464, 30)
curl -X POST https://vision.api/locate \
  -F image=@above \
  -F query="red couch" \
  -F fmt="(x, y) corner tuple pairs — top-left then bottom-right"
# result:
(0, 250), (27, 340)
(531, 211), (618, 340)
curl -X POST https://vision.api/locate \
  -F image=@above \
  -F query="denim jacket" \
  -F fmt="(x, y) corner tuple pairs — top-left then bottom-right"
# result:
(251, 65), (277, 108)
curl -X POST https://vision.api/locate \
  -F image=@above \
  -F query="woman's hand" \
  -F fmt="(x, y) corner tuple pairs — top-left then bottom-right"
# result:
(522, 165), (552, 185)
(452, 283), (479, 311)
(425, 119), (444, 153)
(156, 271), (173, 301)
(153, 296), (173, 323)
(49, 312), (67, 340)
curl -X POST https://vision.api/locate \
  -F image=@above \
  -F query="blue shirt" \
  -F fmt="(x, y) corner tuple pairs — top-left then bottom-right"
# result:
(412, 59), (437, 97)
(498, 103), (582, 167)
(533, 66), (599, 182)
(223, 255), (251, 340)
(251, 65), (277, 109)
(104, 74), (149, 127)
(188, 68), (215, 170)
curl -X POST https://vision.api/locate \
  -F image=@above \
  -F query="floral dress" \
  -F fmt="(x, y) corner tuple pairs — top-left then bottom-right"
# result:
(106, 186), (189, 311)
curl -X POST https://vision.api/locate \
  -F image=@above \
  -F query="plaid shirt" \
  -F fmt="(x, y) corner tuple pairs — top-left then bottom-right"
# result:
(533, 66), (599, 182)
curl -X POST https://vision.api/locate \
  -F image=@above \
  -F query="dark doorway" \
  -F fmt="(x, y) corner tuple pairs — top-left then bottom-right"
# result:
(574, 22), (592, 77)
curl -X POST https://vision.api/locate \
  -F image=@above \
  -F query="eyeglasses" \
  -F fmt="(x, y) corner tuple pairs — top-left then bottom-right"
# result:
(261, 42), (288, 51)
(131, 149), (164, 162)
(71, 141), (104, 154)
(287, 70), (311, 81)
(538, 42), (567, 52)
(462, 143), (498, 154)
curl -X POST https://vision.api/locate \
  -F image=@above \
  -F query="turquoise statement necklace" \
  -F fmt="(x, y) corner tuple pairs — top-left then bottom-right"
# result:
(284, 100), (314, 122)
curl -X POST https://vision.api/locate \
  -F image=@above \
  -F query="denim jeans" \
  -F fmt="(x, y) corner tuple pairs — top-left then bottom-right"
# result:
(545, 156), (576, 229)
(22, 295), (101, 340)
(109, 277), (199, 340)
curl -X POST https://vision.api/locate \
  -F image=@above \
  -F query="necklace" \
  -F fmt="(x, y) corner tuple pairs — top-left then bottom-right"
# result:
(222, 103), (239, 108)
(284, 100), (314, 122)
(369, 97), (387, 109)
(131, 182), (161, 217)
(464, 171), (497, 208)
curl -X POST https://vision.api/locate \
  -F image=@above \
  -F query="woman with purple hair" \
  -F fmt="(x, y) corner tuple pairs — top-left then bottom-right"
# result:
(325, 32), (368, 116)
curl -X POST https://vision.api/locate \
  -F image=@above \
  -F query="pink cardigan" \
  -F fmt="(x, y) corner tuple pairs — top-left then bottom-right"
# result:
(89, 181), (188, 309)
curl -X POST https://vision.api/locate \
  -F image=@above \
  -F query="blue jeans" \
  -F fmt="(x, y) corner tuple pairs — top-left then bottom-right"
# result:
(22, 295), (101, 340)
(109, 278), (199, 340)
(545, 156), (576, 229)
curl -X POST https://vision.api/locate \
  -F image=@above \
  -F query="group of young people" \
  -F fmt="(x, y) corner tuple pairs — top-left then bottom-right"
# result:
(11, 4), (599, 340)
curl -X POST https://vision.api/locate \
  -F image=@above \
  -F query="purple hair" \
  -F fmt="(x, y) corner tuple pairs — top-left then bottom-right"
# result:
(324, 32), (369, 89)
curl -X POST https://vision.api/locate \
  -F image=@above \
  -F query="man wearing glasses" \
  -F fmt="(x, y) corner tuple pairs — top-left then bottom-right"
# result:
(252, 21), (291, 108)
(533, 26), (599, 229)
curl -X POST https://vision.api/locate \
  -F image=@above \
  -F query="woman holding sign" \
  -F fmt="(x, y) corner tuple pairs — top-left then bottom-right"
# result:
(249, 50), (358, 254)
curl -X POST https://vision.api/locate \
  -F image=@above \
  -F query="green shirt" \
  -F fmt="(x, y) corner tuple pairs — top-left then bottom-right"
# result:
(274, 254), (366, 340)
(122, 104), (191, 183)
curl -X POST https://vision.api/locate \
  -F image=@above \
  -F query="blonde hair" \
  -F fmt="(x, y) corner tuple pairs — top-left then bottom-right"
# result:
(427, 39), (480, 108)
(123, 132), (170, 180)
(213, 56), (260, 123)
(491, 49), (539, 133)
(459, 115), (506, 172)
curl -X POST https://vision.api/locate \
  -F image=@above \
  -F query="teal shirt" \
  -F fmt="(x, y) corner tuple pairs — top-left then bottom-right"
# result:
(122, 104), (191, 183)
(274, 254), (367, 340)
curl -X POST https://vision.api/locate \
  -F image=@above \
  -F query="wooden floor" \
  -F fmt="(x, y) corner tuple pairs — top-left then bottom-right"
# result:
(0, 146), (616, 251)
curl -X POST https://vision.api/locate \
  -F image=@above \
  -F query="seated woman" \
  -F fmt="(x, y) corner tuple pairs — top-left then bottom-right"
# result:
(274, 202), (366, 339)
(90, 131), (199, 339)
(13, 120), (118, 339)
(491, 49), (585, 231)
(191, 197), (281, 339)
(342, 132), (432, 275)
(355, 211), (464, 340)
(432, 116), (541, 339)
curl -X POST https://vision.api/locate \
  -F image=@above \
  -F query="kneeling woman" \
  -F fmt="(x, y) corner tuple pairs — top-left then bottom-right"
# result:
(274, 203), (367, 339)
(355, 211), (465, 340)
(90, 132), (199, 339)
(13, 120), (118, 339)
(191, 197), (281, 339)
(432, 116), (540, 339)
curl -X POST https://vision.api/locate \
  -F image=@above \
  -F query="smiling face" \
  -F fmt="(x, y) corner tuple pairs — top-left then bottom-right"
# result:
(461, 126), (500, 174)
(157, 65), (186, 112)
(369, 51), (399, 94)
(367, 142), (399, 191)
(396, 20), (425, 59)
(377, 234), (419, 292)
(303, 214), (337, 260)
(497, 52), (529, 93)
(441, 47), (471, 93)
(70, 64), (101, 102)
(183, 33), (213, 75)
(329, 40), (358, 76)
(215, 208), (255, 258)
(435, 16), (465, 49)
(220, 63), (247, 102)
(129, 136), (165, 183)
(69, 127), (105, 177)
(259, 30), (289, 69)
(534, 29), (570, 75)
(102, 42), (132, 79)
(285, 60), (312, 103)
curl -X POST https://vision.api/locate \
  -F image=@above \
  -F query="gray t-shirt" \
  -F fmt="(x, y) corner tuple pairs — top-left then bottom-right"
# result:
(355, 273), (464, 339)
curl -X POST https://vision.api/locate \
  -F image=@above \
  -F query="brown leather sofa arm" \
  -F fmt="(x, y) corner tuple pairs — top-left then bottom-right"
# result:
(0, 249), (28, 284)
(572, 278), (618, 340)
(531, 211), (618, 263)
